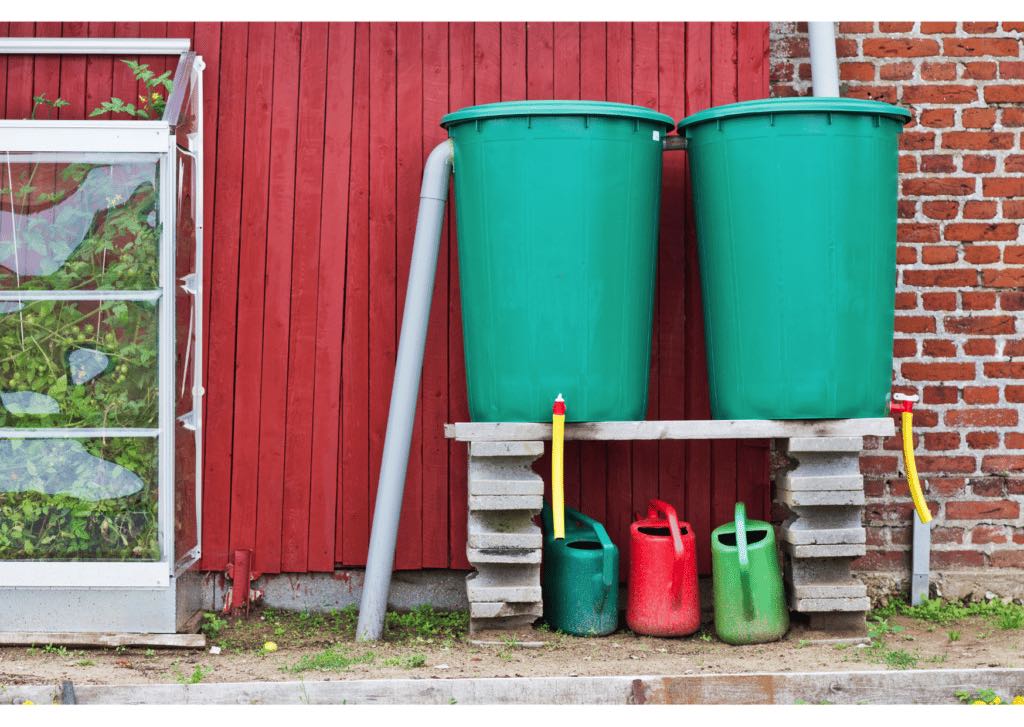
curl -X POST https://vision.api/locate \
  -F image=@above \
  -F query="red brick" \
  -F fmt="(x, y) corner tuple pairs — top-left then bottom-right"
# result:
(902, 362), (975, 380)
(946, 500), (1020, 520)
(1003, 200), (1024, 218)
(923, 384), (959, 404)
(918, 156), (954, 175)
(944, 38), (1021, 57)
(902, 177), (976, 196)
(1000, 291), (1024, 310)
(944, 315), (1017, 334)
(920, 61), (957, 80)
(984, 177), (1024, 197)
(982, 455), (1024, 472)
(879, 22), (916, 32)
(883, 434), (916, 451)
(965, 338), (997, 355)
(835, 38), (859, 58)
(902, 269), (976, 287)
(866, 501), (917, 523)
(851, 551), (907, 571)
(1007, 386), (1024, 402)
(861, 455), (899, 475)
(893, 338), (918, 358)
(1006, 339), (1024, 357)
(923, 431), (960, 449)
(985, 361), (1024, 378)
(962, 107), (997, 128)
(863, 38), (939, 57)
(1010, 478), (1024, 494)
(895, 315), (936, 333)
(922, 339), (956, 357)
(1006, 432), (1024, 449)
(1003, 108), (1024, 127)
(963, 200), (997, 218)
(866, 527), (888, 547)
(922, 292), (956, 310)
(797, 63), (812, 81)
(972, 525), (1009, 544)
(898, 155), (918, 173)
(904, 85), (979, 105)
(914, 410), (939, 427)
(945, 222), (1019, 241)
(945, 408), (1018, 426)
(1007, 155), (1024, 174)
(942, 131), (1015, 150)
(963, 245), (1001, 264)
(931, 550), (986, 568)
(991, 550), (1024, 568)
(927, 477), (968, 497)
(922, 203), (959, 223)
(898, 200), (918, 218)
(971, 477), (1007, 497)
(880, 61), (914, 81)
(863, 478), (885, 498)
(963, 61), (998, 80)
(840, 62), (876, 82)
(1001, 61), (1024, 79)
(931, 527), (965, 544)
(963, 21), (998, 32)
(838, 22), (874, 33)
(844, 85), (897, 103)
(964, 386), (1000, 404)
(967, 431), (1000, 449)
(920, 22), (957, 34)
(916, 455), (977, 473)
(961, 291), (996, 309)
(899, 131), (936, 150)
(986, 85), (1024, 103)
(897, 223), (940, 242)
(982, 269), (1024, 287)
(962, 155), (996, 173)
(894, 291), (917, 309)
(1005, 247), (1024, 264)
(1003, 22), (1024, 32)
(896, 246), (918, 264)
(922, 246), (958, 264)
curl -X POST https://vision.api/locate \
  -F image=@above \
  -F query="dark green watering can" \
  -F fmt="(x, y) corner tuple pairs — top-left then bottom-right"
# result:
(711, 502), (788, 645)
(541, 502), (619, 636)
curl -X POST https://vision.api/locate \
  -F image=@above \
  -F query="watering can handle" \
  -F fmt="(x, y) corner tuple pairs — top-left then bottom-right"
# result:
(566, 508), (616, 603)
(734, 501), (755, 620)
(647, 499), (686, 604)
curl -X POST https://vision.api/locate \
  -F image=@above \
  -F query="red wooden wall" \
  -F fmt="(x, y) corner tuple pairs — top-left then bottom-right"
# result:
(0, 21), (771, 576)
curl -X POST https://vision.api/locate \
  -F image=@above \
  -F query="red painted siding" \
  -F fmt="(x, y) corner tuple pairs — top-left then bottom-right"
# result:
(1, 21), (770, 576)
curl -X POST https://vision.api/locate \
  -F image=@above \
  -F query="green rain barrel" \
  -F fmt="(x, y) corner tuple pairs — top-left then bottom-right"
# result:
(441, 101), (675, 422)
(677, 98), (911, 420)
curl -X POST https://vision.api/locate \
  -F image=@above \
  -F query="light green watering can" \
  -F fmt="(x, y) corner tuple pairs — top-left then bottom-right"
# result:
(710, 502), (789, 645)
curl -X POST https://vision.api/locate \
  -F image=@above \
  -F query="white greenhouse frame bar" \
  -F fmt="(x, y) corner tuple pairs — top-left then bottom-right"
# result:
(0, 39), (204, 632)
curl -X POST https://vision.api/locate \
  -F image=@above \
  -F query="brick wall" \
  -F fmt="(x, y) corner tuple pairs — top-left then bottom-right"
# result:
(770, 22), (1024, 594)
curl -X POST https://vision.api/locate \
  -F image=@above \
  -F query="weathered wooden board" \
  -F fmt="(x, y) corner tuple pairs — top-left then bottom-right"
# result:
(0, 632), (205, 649)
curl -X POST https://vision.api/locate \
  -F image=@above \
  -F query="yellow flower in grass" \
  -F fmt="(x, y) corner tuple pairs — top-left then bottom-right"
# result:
(1012, 695), (1024, 705)
(972, 700), (987, 705)
(263, 641), (278, 653)
(992, 697), (1003, 705)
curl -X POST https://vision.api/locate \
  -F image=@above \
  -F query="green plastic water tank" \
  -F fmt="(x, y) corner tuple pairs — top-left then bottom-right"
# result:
(442, 101), (675, 422)
(677, 98), (911, 420)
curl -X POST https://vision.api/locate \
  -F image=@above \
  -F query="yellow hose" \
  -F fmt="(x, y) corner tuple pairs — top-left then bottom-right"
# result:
(552, 396), (566, 540)
(902, 410), (932, 524)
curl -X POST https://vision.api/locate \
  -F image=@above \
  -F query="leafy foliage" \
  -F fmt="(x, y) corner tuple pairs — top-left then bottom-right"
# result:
(30, 93), (69, 120)
(873, 596), (1024, 630)
(89, 60), (173, 119)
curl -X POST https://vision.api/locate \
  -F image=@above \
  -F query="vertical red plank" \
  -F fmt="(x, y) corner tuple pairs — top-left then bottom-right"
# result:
(709, 22), (741, 536)
(58, 23), (87, 119)
(84, 23), (115, 122)
(526, 22), (554, 100)
(110, 22), (141, 118)
(5, 23), (35, 119)
(657, 23), (688, 516)
(282, 23), (330, 572)
(33, 23), (61, 119)
(252, 22), (300, 575)
(474, 23), (500, 105)
(393, 22), (424, 571)
(447, 21), (474, 569)
(603, 22), (634, 565)
(364, 23), (399, 567)
(420, 21), (451, 568)
(226, 23), (275, 557)
(500, 23), (526, 101)
(631, 22), (661, 545)
(577, 21), (609, 524)
(201, 22), (247, 570)
(737, 22), (772, 520)
(684, 22), (714, 574)
(308, 22), (356, 572)
(0, 23), (9, 118)
(339, 23), (372, 564)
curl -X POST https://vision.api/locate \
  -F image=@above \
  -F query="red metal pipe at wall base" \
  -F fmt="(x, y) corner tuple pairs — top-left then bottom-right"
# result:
(223, 549), (263, 614)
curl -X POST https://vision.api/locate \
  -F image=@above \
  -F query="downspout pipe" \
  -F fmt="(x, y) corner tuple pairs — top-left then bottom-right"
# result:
(357, 140), (454, 641)
(808, 22), (840, 97)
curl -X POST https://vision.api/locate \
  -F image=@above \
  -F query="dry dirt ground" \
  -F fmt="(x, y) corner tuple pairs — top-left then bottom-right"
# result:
(1, 603), (1022, 687)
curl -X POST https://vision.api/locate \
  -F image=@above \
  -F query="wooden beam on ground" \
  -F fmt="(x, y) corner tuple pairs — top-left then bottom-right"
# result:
(0, 632), (206, 649)
(444, 418), (896, 442)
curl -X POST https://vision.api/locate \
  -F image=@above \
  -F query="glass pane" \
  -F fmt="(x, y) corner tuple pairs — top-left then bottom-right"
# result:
(0, 154), (161, 290)
(176, 151), (196, 417)
(0, 437), (159, 561)
(174, 419), (197, 562)
(0, 299), (158, 428)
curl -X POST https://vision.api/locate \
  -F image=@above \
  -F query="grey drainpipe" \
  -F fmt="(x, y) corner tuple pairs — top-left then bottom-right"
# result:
(808, 22), (840, 97)
(356, 140), (454, 641)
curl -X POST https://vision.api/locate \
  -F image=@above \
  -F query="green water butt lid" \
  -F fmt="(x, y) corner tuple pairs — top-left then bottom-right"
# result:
(441, 99), (676, 129)
(677, 96), (912, 132)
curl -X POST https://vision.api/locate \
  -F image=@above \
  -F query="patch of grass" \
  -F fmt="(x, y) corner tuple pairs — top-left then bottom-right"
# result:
(144, 648), (156, 658)
(384, 605), (468, 643)
(382, 653), (426, 669)
(881, 648), (917, 670)
(176, 664), (212, 684)
(873, 596), (1024, 630)
(795, 639), (810, 649)
(41, 644), (69, 657)
(75, 659), (95, 667)
(864, 615), (918, 671)
(947, 630), (961, 642)
(201, 612), (228, 640)
(286, 647), (376, 674)
(696, 630), (713, 643)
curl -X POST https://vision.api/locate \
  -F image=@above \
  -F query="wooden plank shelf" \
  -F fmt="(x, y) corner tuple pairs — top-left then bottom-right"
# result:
(444, 418), (896, 442)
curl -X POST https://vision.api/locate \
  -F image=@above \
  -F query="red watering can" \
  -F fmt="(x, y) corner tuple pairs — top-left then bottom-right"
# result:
(626, 499), (700, 637)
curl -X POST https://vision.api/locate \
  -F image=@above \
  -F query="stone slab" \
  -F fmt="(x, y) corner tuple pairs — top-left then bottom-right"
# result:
(466, 547), (542, 564)
(466, 583), (543, 603)
(469, 441), (544, 458)
(791, 596), (872, 613)
(785, 436), (864, 453)
(785, 542), (866, 559)
(469, 478), (545, 497)
(778, 488), (865, 507)
(786, 580), (868, 600)
(781, 525), (866, 546)
(469, 601), (544, 619)
(781, 473), (864, 491)
(467, 530), (542, 550)
(468, 495), (544, 511)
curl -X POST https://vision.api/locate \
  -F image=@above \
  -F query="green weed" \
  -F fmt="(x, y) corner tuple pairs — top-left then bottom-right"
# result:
(873, 596), (1024, 630)
(947, 630), (961, 642)
(286, 647), (376, 674)
(384, 605), (468, 642)
(176, 664), (212, 684)
(75, 659), (95, 667)
(201, 612), (228, 640)
(382, 653), (426, 669)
